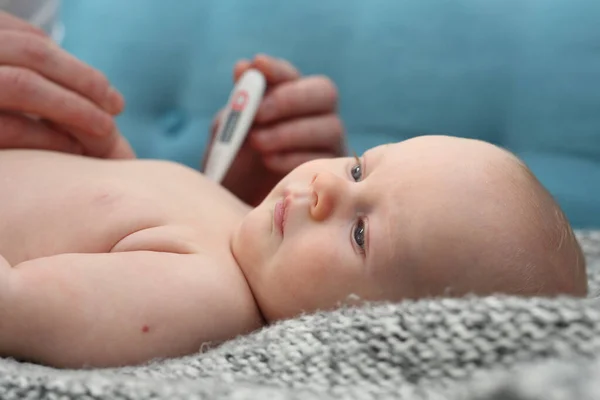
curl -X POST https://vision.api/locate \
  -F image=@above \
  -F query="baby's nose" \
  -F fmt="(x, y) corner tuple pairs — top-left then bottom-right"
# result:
(309, 172), (347, 221)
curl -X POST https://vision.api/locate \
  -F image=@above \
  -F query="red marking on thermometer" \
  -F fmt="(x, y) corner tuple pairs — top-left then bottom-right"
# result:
(204, 69), (266, 183)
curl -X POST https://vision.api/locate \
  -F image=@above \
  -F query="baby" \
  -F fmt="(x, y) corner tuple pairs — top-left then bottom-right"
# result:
(0, 135), (587, 369)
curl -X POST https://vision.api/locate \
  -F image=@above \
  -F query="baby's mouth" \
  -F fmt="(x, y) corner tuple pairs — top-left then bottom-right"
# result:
(274, 200), (287, 235)
(275, 185), (314, 235)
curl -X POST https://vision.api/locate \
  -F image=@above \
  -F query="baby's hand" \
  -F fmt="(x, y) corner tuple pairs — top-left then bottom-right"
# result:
(206, 54), (346, 206)
(0, 11), (134, 159)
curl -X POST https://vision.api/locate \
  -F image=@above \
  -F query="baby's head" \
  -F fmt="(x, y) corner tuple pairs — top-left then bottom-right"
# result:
(232, 135), (587, 322)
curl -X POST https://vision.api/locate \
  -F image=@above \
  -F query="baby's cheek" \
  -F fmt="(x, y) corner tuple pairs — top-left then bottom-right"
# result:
(275, 237), (326, 282)
(288, 239), (349, 284)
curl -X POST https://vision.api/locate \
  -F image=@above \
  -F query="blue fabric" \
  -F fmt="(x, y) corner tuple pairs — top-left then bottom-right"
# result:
(58, 0), (600, 228)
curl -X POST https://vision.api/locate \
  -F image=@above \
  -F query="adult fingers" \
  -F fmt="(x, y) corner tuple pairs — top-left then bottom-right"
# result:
(0, 112), (82, 154)
(0, 66), (116, 139)
(0, 30), (123, 114)
(43, 121), (128, 159)
(252, 54), (300, 85)
(210, 108), (226, 138)
(234, 54), (300, 85)
(0, 11), (47, 36)
(250, 114), (344, 154)
(233, 59), (252, 82)
(102, 135), (136, 159)
(263, 151), (336, 175)
(254, 75), (338, 124)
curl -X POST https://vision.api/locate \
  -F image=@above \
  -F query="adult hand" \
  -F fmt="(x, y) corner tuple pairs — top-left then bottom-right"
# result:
(205, 54), (346, 206)
(0, 11), (134, 159)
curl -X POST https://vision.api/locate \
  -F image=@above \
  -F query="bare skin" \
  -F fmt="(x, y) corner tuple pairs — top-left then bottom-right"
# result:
(0, 151), (262, 368)
(0, 135), (587, 369)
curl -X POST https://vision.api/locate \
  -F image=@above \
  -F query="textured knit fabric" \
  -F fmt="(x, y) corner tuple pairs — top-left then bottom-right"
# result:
(1, 230), (599, 400)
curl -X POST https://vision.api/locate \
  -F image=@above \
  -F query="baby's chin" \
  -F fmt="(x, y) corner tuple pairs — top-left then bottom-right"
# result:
(231, 203), (278, 281)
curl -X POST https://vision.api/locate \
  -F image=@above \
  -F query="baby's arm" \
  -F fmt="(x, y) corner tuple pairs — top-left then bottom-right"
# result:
(0, 251), (261, 368)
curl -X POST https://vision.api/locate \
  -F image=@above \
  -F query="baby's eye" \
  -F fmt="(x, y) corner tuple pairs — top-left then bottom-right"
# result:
(353, 218), (366, 252)
(350, 163), (363, 182)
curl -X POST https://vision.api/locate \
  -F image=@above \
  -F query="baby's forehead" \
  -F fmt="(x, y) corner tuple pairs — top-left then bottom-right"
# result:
(364, 142), (414, 167)
(364, 143), (395, 158)
(366, 188), (407, 274)
(363, 144), (407, 183)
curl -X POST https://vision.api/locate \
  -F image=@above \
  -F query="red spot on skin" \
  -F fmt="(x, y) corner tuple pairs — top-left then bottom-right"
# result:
(142, 325), (149, 333)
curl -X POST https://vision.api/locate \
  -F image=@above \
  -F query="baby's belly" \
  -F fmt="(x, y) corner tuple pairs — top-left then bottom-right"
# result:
(0, 150), (242, 266)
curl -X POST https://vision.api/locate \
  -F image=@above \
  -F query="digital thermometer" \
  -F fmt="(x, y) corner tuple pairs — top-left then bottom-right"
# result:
(204, 69), (267, 183)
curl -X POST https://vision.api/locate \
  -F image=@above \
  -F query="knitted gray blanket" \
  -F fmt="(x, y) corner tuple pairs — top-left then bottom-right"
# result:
(2, 231), (600, 400)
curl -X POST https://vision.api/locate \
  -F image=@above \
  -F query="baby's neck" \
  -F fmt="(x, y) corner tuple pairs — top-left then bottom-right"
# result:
(228, 220), (267, 325)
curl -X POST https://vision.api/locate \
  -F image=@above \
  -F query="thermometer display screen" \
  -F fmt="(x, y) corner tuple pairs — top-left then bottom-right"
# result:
(218, 90), (249, 143)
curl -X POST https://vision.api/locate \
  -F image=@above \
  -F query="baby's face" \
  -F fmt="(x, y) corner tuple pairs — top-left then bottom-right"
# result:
(231, 135), (564, 322)
(232, 139), (410, 321)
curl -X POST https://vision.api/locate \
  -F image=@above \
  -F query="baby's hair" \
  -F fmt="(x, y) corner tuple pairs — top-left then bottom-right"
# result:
(493, 146), (587, 296)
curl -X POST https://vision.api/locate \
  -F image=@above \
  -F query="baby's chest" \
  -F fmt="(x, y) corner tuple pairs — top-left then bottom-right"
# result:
(67, 178), (238, 255)
(2, 175), (236, 265)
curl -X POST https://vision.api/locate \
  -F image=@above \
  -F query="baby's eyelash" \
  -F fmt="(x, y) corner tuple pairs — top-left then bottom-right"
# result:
(353, 151), (361, 165)
(351, 151), (363, 182)
(353, 218), (366, 255)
